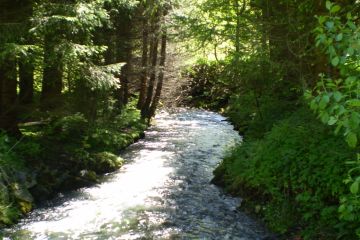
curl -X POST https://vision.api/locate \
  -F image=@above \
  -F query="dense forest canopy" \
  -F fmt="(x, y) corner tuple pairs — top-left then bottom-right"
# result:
(0, 0), (360, 239)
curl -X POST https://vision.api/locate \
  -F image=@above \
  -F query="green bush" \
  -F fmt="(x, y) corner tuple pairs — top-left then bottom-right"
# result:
(182, 59), (230, 110)
(214, 108), (357, 239)
(45, 113), (89, 143)
(90, 152), (124, 174)
(0, 133), (34, 226)
(225, 94), (296, 139)
(88, 104), (145, 152)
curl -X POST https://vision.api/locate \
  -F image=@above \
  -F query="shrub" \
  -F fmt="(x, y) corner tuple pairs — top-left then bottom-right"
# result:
(90, 152), (124, 174)
(182, 59), (230, 110)
(225, 94), (296, 139)
(214, 108), (357, 239)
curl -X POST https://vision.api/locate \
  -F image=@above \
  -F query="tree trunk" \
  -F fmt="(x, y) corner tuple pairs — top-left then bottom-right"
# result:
(141, 9), (160, 119)
(149, 27), (167, 118)
(0, 57), (21, 136)
(119, 36), (133, 106)
(141, 36), (159, 119)
(19, 55), (34, 104)
(137, 11), (150, 109)
(0, 0), (32, 136)
(233, 0), (246, 60)
(41, 34), (63, 110)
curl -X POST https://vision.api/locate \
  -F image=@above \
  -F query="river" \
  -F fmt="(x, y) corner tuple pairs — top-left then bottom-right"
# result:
(3, 109), (270, 240)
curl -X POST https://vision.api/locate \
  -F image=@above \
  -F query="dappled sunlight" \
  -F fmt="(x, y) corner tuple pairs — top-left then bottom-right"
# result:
(4, 109), (266, 239)
(12, 150), (174, 238)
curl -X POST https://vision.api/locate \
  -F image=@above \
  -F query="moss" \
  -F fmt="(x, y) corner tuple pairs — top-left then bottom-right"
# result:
(90, 152), (124, 174)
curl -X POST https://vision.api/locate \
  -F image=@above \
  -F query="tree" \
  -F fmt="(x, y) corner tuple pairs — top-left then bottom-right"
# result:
(149, 7), (168, 117)
(0, 0), (33, 136)
(137, 0), (150, 110)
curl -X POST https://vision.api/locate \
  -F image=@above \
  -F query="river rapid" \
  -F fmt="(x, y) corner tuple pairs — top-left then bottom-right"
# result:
(3, 109), (270, 240)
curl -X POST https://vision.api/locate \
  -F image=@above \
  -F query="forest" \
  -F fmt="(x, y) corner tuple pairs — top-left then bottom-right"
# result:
(0, 0), (360, 239)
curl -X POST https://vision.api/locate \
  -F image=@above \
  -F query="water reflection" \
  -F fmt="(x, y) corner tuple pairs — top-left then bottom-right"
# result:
(4, 109), (269, 240)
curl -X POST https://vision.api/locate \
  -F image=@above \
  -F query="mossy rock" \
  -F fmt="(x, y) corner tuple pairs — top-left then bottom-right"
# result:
(18, 201), (32, 214)
(90, 152), (124, 174)
(79, 170), (98, 183)
(11, 183), (34, 204)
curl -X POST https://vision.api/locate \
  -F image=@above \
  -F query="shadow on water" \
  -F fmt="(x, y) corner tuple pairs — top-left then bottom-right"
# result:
(3, 108), (272, 240)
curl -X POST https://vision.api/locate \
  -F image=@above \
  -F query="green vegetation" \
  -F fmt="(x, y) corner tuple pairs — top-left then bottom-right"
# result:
(0, 0), (168, 226)
(213, 108), (356, 238)
(1, 0), (359, 238)
(0, 101), (146, 226)
(178, 0), (360, 239)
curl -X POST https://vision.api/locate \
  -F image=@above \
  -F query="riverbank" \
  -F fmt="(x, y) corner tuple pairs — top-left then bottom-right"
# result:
(2, 109), (270, 239)
(180, 60), (359, 239)
(0, 103), (147, 227)
(212, 107), (357, 239)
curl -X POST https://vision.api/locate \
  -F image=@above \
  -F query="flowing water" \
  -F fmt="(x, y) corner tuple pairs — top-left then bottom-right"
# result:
(3, 109), (270, 240)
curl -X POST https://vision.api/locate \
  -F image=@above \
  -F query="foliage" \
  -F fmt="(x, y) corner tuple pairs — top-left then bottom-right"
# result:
(226, 93), (296, 139)
(308, 2), (360, 237)
(0, 0), (159, 227)
(182, 59), (230, 110)
(88, 99), (146, 152)
(0, 99), (146, 225)
(181, 0), (360, 237)
(0, 133), (33, 226)
(90, 152), (124, 174)
(215, 109), (357, 239)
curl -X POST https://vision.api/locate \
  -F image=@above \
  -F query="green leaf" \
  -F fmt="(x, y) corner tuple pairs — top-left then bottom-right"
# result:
(347, 47), (355, 56)
(319, 95), (330, 109)
(333, 91), (342, 102)
(328, 117), (337, 125)
(345, 76), (357, 84)
(350, 181), (359, 194)
(310, 100), (318, 110)
(326, 1), (332, 10)
(329, 46), (336, 56)
(318, 16), (327, 24)
(331, 56), (340, 66)
(348, 21), (357, 30)
(347, 99), (360, 107)
(326, 21), (334, 29)
(321, 112), (330, 123)
(335, 33), (343, 41)
(346, 132), (358, 148)
(334, 123), (343, 135)
(331, 5), (341, 13)
(350, 112), (360, 129)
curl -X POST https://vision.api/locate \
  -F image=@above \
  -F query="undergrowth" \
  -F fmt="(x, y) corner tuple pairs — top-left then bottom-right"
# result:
(0, 100), (146, 227)
(213, 108), (357, 239)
